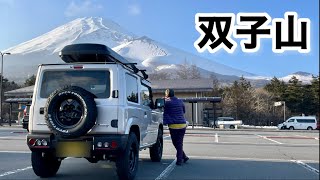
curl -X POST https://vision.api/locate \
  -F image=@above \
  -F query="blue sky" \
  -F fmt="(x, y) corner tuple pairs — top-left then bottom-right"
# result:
(0, 0), (318, 77)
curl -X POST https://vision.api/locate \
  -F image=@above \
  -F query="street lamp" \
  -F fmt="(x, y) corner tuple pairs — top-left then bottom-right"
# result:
(0, 52), (11, 125)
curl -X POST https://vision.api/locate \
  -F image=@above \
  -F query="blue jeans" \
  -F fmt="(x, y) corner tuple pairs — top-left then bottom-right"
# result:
(169, 127), (187, 163)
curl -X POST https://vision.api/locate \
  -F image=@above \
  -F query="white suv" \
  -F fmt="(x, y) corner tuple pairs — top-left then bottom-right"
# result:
(27, 44), (164, 180)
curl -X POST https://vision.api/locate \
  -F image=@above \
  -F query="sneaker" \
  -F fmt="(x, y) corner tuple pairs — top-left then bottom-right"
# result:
(176, 161), (182, 166)
(183, 157), (189, 163)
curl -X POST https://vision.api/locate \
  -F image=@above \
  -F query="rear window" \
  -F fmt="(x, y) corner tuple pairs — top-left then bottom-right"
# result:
(40, 70), (110, 98)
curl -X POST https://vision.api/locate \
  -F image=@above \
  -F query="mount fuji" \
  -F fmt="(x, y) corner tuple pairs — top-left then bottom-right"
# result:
(2, 17), (257, 83)
(4, 17), (309, 85)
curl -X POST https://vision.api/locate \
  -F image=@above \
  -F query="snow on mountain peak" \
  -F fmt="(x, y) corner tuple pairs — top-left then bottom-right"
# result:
(3, 17), (256, 83)
(279, 72), (314, 84)
(5, 17), (135, 54)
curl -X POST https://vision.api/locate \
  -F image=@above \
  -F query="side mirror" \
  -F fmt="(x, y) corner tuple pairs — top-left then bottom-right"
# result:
(155, 98), (165, 109)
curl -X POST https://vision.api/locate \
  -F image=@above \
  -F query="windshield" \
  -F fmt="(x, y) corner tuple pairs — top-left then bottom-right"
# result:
(40, 70), (110, 98)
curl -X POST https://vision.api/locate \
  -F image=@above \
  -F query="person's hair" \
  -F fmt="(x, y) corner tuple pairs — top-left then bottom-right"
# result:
(165, 89), (175, 97)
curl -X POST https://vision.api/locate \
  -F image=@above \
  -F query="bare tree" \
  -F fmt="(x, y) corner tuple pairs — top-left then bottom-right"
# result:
(149, 71), (171, 80)
(176, 60), (201, 79)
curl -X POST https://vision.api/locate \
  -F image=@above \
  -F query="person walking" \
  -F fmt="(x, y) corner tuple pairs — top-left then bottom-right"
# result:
(163, 89), (189, 166)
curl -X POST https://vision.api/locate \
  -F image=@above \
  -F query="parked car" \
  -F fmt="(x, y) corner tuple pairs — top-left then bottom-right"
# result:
(210, 117), (243, 129)
(27, 43), (164, 180)
(278, 116), (317, 130)
(22, 104), (30, 131)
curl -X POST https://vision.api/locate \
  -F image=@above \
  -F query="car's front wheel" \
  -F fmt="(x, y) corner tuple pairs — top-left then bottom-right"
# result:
(150, 128), (163, 162)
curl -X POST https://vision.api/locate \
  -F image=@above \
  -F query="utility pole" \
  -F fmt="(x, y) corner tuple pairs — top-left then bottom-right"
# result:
(283, 101), (286, 122)
(0, 52), (11, 125)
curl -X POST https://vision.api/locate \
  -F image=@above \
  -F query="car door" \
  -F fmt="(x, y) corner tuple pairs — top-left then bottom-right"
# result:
(140, 83), (156, 145)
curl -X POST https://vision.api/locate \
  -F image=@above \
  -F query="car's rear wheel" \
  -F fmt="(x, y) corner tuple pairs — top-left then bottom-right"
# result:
(307, 126), (313, 130)
(31, 151), (61, 177)
(116, 132), (139, 180)
(230, 125), (235, 129)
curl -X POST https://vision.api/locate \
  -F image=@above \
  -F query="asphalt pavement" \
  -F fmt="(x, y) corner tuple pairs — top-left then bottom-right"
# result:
(0, 126), (319, 180)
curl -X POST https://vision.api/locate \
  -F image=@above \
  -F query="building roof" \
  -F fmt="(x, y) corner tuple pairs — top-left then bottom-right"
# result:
(4, 78), (214, 97)
(5, 98), (32, 103)
(151, 79), (213, 93)
(181, 97), (222, 103)
(4, 85), (34, 97)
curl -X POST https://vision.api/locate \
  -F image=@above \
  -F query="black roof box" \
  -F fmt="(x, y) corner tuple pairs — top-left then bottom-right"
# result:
(59, 43), (132, 64)
(59, 43), (148, 79)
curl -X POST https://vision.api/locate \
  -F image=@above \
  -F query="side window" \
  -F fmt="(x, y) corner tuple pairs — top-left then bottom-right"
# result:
(126, 74), (138, 103)
(288, 119), (294, 123)
(141, 84), (151, 107)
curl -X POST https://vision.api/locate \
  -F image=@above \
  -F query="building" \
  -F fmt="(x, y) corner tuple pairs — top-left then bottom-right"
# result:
(151, 79), (216, 125)
(4, 79), (219, 125)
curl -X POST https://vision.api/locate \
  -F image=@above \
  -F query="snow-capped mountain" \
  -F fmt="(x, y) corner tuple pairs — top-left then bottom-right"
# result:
(2, 17), (258, 83)
(279, 71), (315, 84)
(6, 17), (135, 54)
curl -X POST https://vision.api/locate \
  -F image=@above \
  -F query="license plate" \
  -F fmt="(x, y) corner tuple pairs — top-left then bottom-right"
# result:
(56, 141), (91, 158)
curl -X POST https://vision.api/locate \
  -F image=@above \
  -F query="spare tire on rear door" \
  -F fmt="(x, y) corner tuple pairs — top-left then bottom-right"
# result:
(45, 86), (97, 138)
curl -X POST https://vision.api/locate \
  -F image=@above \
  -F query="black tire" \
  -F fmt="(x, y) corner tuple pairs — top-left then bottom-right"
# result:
(31, 151), (61, 177)
(230, 125), (235, 129)
(307, 126), (313, 130)
(289, 126), (294, 130)
(45, 86), (97, 138)
(150, 129), (163, 162)
(116, 133), (139, 180)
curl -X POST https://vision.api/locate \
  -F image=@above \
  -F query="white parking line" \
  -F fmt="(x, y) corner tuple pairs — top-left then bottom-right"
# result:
(140, 153), (319, 163)
(0, 151), (30, 153)
(291, 160), (319, 175)
(256, 135), (282, 144)
(155, 159), (176, 180)
(163, 135), (171, 140)
(215, 133), (218, 143)
(0, 166), (32, 177)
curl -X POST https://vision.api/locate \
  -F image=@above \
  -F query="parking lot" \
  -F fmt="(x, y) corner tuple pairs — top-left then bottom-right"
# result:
(0, 127), (319, 179)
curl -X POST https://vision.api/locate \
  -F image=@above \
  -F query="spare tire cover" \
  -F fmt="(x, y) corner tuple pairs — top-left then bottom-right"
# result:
(45, 86), (97, 138)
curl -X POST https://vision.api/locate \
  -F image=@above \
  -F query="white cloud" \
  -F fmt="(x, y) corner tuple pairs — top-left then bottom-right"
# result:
(128, 4), (141, 16)
(65, 0), (103, 17)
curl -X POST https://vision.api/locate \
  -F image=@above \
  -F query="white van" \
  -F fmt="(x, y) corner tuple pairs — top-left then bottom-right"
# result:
(278, 116), (317, 130)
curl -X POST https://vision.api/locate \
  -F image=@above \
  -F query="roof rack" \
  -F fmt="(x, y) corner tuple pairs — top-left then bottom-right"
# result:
(59, 43), (148, 79)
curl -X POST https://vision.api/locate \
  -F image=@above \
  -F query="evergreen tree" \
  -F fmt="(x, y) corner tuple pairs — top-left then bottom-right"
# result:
(284, 76), (303, 115)
(222, 77), (255, 124)
(309, 76), (319, 115)
(24, 74), (36, 86)
(264, 77), (286, 101)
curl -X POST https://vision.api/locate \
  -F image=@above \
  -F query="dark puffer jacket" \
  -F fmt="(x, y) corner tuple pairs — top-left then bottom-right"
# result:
(163, 97), (186, 125)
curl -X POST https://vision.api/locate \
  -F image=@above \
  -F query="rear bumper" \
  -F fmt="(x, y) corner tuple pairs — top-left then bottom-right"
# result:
(26, 133), (128, 158)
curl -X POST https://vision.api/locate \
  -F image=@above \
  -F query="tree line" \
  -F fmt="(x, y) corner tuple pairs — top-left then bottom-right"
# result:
(218, 76), (319, 126)
(0, 75), (36, 121)
(149, 63), (319, 126)
(1, 68), (319, 126)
